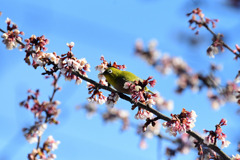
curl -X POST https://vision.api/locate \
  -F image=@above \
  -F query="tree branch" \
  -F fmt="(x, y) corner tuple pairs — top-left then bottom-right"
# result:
(202, 22), (240, 58)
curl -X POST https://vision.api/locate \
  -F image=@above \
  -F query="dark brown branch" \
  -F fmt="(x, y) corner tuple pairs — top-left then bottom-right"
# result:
(49, 73), (61, 102)
(0, 28), (5, 34)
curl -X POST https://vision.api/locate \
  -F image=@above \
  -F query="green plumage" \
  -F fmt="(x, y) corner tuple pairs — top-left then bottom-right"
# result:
(102, 67), (153, 94)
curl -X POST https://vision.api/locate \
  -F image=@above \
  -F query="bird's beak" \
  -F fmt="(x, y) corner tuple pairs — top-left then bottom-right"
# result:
(98, 72), (105, 79)
(99, 70), (107, 76)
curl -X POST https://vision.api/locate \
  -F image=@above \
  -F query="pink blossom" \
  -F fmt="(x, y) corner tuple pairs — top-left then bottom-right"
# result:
(106, 92), (119, 107)
(204, 118), (230, 148)
(135, 108), (153, 120)
(45, 135), (60, 151)
(162, 109), (197, 136)
(1, 18), (24, 50)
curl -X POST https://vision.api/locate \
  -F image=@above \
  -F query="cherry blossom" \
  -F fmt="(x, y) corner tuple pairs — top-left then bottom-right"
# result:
(1, 18), (24, 50)
(162, 109), (197, 137)
(203, 119), (230, 149)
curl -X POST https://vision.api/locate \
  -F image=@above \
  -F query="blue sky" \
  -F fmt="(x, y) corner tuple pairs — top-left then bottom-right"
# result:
(0, 0), (240, 160)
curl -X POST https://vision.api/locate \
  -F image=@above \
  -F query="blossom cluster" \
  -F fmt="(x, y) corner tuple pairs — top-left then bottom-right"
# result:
(20, 89), (60, 145)
(162, 109), (197, 137)
(197, 148), (219, 159)
(208, 81), (239, 109)
(28, 135), (60, 160)
(158, 54), (191, 76)
(123, 76), (157, 120)
(187, 8), (219, 35)
(123, 76), (156, 103)
(24, 34), (49, 52)
(95, 55), (126, 74)
(79, 102), (129, 130)
(22, 122), (47, 144)
(206, 33), (225, 58)
(203, 118), (230, 149)
(95, 55), (109, 73)
(59, 43), (90, 83)
(95, 56), (109, 87)
(135, 39), (160, 65)
(87, 82), (107, 104)
(102, 107), (129, 130)
(1, 18), (24, 50)
(1, 18), (91, 85)
(20, 89), (61, 124)
(134, 107), (154, 120)
(106, 92), (120, 107)
(77, 102), (98, 118)
(25, 38), (90, 85)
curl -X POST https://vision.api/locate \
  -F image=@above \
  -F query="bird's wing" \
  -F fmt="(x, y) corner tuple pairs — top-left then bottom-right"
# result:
(121, 71), (141, 82)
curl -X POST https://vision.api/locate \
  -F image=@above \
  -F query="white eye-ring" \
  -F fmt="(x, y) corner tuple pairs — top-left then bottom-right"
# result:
(108, 69), (112, 73)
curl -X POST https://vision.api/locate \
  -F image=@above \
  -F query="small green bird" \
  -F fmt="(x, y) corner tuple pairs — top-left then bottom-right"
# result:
(102, 67), (154, 94)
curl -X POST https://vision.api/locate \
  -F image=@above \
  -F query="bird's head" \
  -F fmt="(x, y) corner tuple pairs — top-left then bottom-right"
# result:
(102, 67), (121, 83)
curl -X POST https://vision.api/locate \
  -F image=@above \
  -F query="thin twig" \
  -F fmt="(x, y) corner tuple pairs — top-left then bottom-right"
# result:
(49, 73), (61, 102)
(202, 22), (240, 58)
(35, 72), (61, 157)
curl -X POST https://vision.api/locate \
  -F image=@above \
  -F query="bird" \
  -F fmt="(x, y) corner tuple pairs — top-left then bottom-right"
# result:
(102, 67), (154, 94)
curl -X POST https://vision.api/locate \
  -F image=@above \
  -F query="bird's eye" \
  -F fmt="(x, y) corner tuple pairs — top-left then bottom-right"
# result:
(108, 69), (112, 74)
